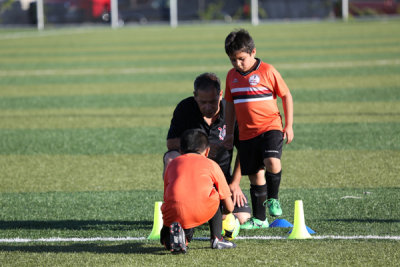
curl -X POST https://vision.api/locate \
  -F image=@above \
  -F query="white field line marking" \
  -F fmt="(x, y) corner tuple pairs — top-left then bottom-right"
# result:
(0, 66), (216, 77)
(0, 237), (146, 243)
(1, 235), (399, 243)
(277, 59), (400, 69)
(0, 28), (100, 40)
(235, 235), (400, 240)
(0, 59), (399, 77)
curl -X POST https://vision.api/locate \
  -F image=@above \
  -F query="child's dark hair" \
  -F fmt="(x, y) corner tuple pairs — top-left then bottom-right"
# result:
(193, 72), (221, 96)
(224, 29), (255, 57)
(180, 129), (209, 154)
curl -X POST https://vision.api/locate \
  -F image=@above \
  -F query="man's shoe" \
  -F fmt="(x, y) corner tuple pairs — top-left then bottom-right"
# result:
(211, 237), (237, 249)
(240, 217), (269, 230)
(170, 222), (187, 254)
(266, 198), (282, 217)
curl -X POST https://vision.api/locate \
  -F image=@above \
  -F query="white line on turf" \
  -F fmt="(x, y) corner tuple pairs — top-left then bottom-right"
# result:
(277, 59), (400, 69)
(0, 59), (399, 77)
(235, 235), (400, 240)
(0, 28), (100, 40)
(1, 235), (399, 243)
(0, 237), (146, 243)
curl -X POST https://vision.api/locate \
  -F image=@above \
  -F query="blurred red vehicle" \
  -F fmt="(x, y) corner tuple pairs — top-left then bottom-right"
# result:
(350, 0), (399, 16)
(41, 0), (110, 23)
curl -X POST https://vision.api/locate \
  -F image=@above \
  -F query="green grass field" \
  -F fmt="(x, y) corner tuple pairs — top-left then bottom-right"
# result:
(0, 19), (399, 266)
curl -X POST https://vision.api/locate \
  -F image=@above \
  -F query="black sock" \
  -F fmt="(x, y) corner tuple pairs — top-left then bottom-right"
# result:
(265, 170), (282, 200)
(250, 184), (268, 221)
(208, 207), (222, 239)
(160, 225), (171, 250)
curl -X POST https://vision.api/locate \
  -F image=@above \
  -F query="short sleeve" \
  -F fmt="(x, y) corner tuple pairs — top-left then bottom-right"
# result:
(224, 71), (233, 102)
(167, 101), (187, 139)
(268, 66), (289, 98)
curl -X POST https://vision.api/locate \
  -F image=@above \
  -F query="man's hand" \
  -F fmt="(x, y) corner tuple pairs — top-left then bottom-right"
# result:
(229, 182), (247, 207)
(223, 101), (236, 150)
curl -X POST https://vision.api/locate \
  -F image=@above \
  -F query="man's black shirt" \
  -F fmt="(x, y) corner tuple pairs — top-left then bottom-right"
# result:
(167, 96), (235, 182)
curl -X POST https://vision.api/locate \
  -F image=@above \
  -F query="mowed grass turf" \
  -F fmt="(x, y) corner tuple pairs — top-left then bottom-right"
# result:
(0, 19), (400, 266)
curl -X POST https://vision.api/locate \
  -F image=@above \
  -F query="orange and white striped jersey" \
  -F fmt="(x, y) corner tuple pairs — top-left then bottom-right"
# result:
(225, 60), (290, 140)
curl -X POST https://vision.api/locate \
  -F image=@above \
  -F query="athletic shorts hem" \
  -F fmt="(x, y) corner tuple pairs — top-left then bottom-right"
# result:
(238, 130), (283, 175)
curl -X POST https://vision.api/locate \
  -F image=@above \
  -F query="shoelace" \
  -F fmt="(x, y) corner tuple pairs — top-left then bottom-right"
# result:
(251, 218), (266, 227)
(245, 218), (258, 226)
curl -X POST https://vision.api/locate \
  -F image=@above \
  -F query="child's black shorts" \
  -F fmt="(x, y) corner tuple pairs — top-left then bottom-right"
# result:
(238, 130), (283, 175)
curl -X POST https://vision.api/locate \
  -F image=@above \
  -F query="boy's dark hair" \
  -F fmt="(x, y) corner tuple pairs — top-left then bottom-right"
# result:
(180, 129), (209, 154)
(224, 29), (255, 57)
(193, 72), (221, 96)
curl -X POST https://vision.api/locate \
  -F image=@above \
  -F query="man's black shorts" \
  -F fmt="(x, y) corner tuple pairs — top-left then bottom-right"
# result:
(232, 194), (251, 214)
(238, 130), (283, 175)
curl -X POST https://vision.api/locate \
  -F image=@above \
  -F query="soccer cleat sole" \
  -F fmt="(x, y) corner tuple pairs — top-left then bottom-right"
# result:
(170, 222), (187, 254)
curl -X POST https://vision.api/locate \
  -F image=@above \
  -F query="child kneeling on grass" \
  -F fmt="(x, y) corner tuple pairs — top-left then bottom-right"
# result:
(160, 128), (236, 253)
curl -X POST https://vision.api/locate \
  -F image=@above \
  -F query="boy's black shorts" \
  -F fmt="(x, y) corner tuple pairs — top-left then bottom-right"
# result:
(238, 130), (283, 175)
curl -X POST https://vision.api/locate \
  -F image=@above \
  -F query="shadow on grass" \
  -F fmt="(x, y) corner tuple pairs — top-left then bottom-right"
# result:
(0, 220), (152, 231)
(0, 242), (166, 255)
(0, 240), (213, 255)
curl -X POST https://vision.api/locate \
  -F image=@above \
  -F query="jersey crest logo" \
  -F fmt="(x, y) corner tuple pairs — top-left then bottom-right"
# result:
(218, 125), (226, 140)
(249, 74), (260, 86)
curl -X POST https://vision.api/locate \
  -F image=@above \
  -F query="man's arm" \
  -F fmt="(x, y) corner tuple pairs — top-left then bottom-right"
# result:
(163, 138), (181, 180)
(164, 99), (187, 179)
(281, 91), (294, 144)
(166, 138), (180, 151)
(223, 101), (235, 150)
(229, 154), (247, 207)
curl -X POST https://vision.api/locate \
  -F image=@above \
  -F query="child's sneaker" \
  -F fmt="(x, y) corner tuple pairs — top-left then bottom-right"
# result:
(240, 217), (269, 230)
(211, 237), (237, 249)
(266, 198), (282, 217)
(170, 222), (187, 254)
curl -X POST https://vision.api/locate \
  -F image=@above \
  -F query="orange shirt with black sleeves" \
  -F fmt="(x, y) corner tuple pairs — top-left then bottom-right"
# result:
(161, 153), (232, 229)
(225, 60), (290, 141)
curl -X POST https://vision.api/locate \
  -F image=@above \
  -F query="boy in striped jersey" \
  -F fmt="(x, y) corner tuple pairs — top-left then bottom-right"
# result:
(223, 29), (294, 229)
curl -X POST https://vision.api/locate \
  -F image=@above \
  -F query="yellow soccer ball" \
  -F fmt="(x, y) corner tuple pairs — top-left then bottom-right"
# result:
(222, 213), (240, 240)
